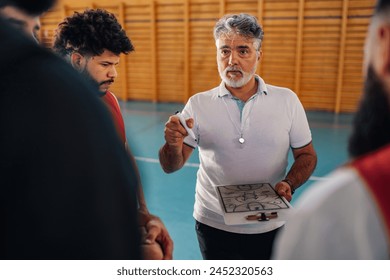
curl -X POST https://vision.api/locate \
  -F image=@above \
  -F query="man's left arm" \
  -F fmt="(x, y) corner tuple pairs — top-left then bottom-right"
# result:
(126, 142), (174, 259)
(275, 142), (317, 201)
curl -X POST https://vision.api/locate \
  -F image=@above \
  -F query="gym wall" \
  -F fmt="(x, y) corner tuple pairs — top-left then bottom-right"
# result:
(40, 0), (376, 113)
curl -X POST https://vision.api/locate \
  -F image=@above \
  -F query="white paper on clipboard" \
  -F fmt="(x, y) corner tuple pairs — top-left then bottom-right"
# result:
(216, 183), (293, 225)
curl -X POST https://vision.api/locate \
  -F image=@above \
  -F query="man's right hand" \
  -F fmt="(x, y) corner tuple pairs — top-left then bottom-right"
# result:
(164, 115), (194, 148)
(159, 114), (195, 173)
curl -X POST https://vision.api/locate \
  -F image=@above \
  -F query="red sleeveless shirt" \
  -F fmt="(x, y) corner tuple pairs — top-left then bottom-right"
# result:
(100, 91), (126, 145)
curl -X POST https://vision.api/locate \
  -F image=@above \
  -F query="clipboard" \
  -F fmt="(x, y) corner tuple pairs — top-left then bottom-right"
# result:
(216, 183), (292, 225)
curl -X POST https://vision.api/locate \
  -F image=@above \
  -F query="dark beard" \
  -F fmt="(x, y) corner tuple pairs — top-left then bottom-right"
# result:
(80, 67), (113, 95)
(80, 67), (101, 93)
(348, 66), (390, 158)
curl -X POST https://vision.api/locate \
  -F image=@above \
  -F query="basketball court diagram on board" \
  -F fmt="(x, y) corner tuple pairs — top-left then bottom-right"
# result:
(216, 183), (292, 225)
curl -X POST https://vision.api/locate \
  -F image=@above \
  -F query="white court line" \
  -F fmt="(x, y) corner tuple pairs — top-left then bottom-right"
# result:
(134, 156), (200, 168)
(310, 176), (329, 181)
(135, 156), (328, 181)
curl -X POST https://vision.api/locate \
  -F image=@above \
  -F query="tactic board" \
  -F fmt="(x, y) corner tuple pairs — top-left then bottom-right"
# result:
(216, 183), (292, 225)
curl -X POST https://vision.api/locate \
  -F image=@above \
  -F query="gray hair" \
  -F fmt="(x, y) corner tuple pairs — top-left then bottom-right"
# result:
(213, 13), (264, 50)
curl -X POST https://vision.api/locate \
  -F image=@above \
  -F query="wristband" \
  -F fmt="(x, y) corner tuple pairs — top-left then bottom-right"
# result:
(282, 179), (295, 194)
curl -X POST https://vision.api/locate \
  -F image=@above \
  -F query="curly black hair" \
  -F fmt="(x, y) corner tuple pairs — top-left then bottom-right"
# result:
(53, 8), (134, 58)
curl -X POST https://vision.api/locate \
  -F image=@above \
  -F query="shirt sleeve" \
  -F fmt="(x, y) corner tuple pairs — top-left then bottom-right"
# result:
(289, 94), (312, 148)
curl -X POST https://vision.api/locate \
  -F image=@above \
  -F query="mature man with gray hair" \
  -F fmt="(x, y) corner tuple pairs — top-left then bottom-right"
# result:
(159, 13), (317, 259)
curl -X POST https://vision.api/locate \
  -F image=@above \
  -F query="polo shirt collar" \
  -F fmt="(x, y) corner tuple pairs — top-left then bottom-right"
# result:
(218, 75), (268, 98)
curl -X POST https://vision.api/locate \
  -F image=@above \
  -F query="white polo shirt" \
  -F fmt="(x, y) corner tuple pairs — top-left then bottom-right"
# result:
(182, 76), (312, 234)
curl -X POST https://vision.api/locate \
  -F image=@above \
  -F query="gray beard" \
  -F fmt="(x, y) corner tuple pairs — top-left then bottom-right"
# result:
(219, 65), (257, 88)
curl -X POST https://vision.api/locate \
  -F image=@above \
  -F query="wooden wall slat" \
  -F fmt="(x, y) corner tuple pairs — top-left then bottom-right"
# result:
(40, 0), (376, 112)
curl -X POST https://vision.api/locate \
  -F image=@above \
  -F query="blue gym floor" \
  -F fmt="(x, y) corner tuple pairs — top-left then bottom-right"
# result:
(120, 100), (354, 260)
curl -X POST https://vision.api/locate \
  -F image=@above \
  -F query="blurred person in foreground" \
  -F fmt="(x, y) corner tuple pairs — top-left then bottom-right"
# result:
(53, 8), (173, 260)
(0, 0), (141, 259)
(159, 13), (317, 260)
(0, 0), (41, 42)
(273, 0), (390, 259)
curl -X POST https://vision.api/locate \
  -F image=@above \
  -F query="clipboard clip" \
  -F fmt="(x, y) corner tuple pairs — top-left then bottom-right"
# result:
(246, 211), (278, 222)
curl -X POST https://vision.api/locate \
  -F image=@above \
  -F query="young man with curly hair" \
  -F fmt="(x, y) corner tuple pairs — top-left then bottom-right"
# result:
(53, 9), (173, 260)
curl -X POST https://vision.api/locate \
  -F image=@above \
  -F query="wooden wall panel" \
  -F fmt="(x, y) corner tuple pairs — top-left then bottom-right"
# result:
(40, 0), (376, 113)
(340, 0), (373, 112)
(155, 0), (186, 102)
(261, 0), (299, 91)
(189, 0), (219, 96)
(123, 1), (155, 101)
(299, 0), (343, 111)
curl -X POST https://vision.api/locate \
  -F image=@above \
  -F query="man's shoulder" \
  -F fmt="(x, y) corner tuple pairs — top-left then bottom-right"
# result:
(352, 144), (390, 171)
(105, 90), (118, 100)
(102, 90), (121, 107)
(296, 167), (361, 207)
(262, 83), (301, 106)
(351, 145), (390, 245)
(265, 83), (296, 96)
(189, 85), (220, 101)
